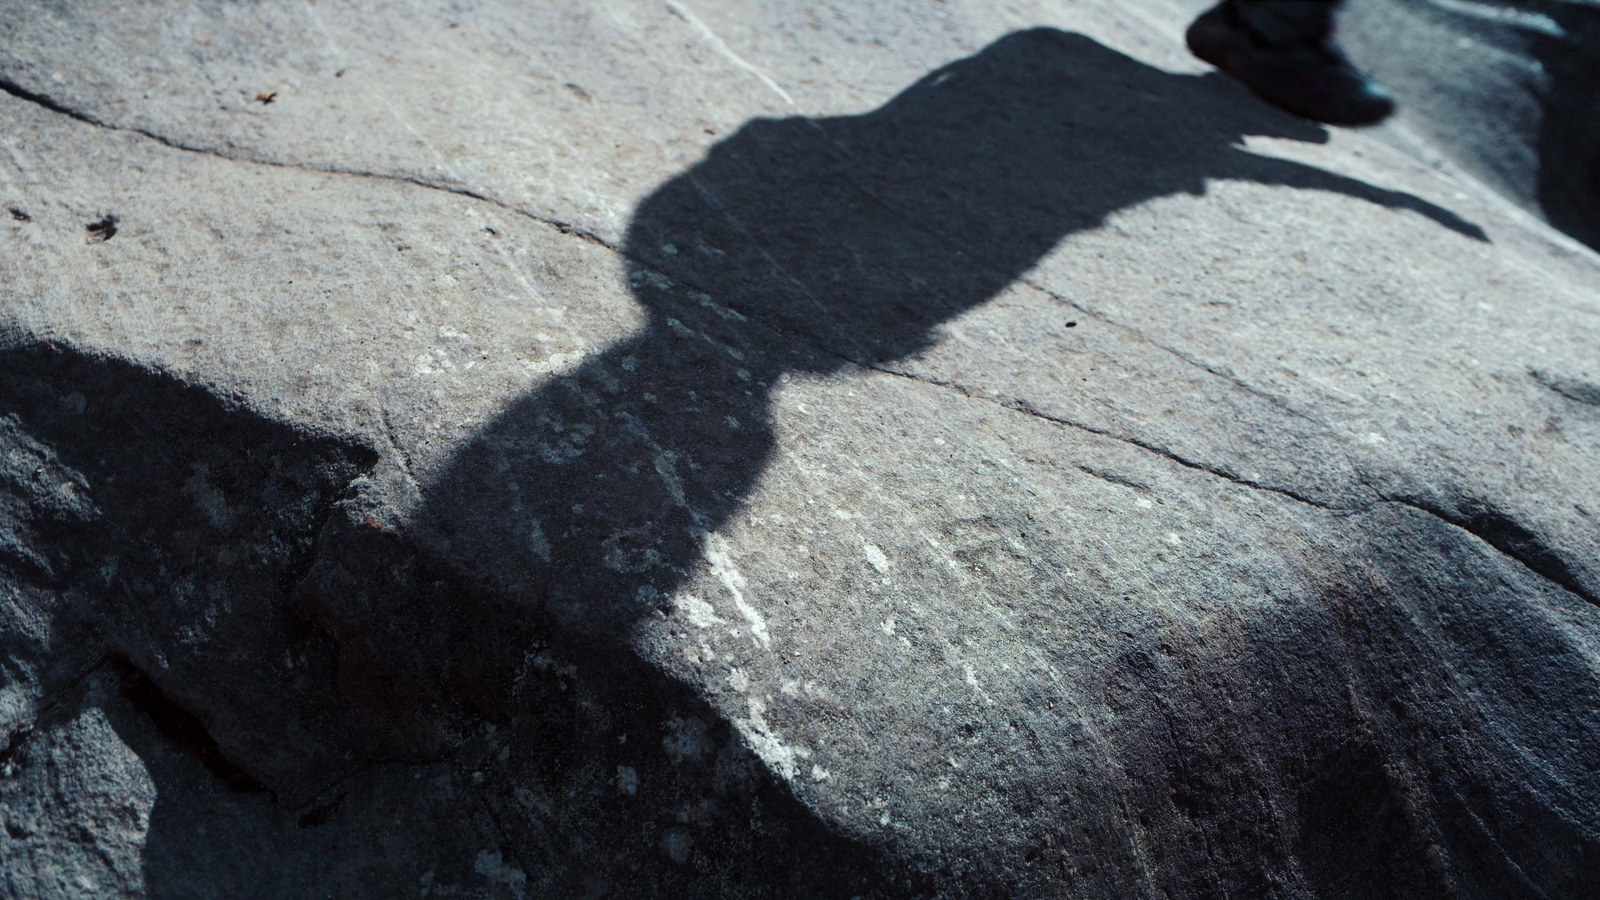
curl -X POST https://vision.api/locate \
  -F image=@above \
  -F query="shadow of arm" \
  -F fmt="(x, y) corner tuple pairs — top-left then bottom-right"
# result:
(1224, 149), (1490, 243)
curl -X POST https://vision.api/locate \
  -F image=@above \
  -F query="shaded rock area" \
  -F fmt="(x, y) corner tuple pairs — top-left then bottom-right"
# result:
(1341, 0), (1600, 249)
(2, 1), (1600, 898)
(0, 345), (887, 898)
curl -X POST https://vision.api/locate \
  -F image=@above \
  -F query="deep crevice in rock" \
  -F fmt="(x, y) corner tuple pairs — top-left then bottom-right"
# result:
(110, 655), (268, 795)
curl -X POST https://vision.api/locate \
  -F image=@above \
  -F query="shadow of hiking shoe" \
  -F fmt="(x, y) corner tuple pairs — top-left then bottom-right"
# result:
(1187, 0), (1395, 126)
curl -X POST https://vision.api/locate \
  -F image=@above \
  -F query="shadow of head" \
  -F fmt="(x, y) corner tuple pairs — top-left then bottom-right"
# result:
(622, 28), (1483, 372)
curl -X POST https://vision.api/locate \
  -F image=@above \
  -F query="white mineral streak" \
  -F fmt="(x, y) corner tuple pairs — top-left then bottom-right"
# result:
(663, 0), (796, 108)
(863, 541), (892, 574)
(674, 592), (725, 629)
(705, 533), (770, 648)
(734, 695), (809, 781)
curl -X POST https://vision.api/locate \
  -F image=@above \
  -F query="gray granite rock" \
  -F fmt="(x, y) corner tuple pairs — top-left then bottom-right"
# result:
(2, 2), (1598, 897)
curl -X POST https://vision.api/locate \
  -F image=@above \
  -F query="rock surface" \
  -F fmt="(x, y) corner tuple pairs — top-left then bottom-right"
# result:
(2, 1), (1599, 897)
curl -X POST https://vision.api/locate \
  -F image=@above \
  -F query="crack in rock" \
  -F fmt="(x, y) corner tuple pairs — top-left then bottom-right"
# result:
(0, 74), (615, 252)
(864, 359), (1350, 512)
(108, 655), (270, 795)
(1386, 495), (1599, 606)
(1532, 368), (1600, 407)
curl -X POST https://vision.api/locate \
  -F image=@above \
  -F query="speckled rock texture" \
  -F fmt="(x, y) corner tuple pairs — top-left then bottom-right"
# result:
(1, 1), (1598, 898)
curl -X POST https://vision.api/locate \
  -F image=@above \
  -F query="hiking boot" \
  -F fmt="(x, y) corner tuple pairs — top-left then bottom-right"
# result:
(1186, 0), (1395, 126)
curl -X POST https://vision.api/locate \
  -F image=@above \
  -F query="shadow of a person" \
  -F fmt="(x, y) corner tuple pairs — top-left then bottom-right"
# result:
(412, 28), (1485, 645)
(0, 28), (1499, 899)
(287, 33), (1493, 882)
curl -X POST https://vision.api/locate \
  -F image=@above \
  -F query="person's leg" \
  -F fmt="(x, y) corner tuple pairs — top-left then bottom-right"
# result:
(1187, 0), (1394, 126)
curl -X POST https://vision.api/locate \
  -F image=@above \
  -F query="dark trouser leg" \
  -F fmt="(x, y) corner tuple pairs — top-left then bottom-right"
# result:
(1187, 0), (1393, 125)
(1233, 0), (1343, 46)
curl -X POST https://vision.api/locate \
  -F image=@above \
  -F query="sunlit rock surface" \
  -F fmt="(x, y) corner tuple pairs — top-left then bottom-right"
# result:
(2, 1), (1597, 897)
